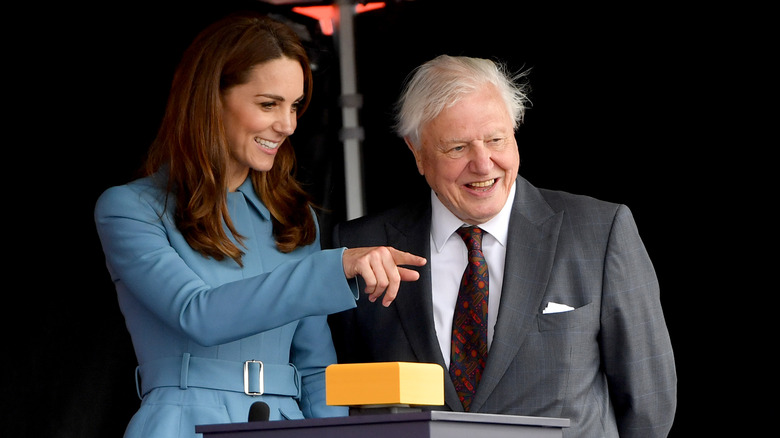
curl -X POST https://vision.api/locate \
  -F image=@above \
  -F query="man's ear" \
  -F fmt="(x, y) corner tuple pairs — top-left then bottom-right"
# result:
(405, 137), (425, 175)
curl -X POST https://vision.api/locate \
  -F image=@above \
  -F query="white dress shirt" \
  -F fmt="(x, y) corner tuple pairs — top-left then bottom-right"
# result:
(429, 182), (515, 367)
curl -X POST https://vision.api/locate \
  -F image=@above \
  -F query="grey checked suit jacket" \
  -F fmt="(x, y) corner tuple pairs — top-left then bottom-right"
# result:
(328, 175), (677, 437)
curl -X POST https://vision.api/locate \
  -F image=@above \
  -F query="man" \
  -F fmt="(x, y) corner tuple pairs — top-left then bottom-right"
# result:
(328, 55), (677, 437)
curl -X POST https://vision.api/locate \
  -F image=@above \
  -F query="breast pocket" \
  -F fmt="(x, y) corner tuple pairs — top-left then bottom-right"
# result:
(536, 302), (596, 332)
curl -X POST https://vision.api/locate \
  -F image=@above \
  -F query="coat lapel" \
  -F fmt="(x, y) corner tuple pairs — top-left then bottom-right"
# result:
(470, 176), (563, 412)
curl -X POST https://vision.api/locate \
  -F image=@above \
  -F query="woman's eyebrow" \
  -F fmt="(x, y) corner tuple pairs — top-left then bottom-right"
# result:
(255, 93), (306, 102)
(256, 93), (284, 100)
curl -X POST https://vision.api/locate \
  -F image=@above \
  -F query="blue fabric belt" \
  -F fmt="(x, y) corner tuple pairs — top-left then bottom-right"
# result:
(135, 353), (301, 400)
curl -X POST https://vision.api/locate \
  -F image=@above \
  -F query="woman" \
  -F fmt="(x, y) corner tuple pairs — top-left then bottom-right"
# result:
(94, 12), (425, 438)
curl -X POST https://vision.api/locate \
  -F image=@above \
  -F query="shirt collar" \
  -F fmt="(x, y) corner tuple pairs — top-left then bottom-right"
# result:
(430, 181), (515, 252)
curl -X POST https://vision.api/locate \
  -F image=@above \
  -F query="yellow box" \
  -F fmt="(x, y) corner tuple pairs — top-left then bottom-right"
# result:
(326, 362), (444, 406)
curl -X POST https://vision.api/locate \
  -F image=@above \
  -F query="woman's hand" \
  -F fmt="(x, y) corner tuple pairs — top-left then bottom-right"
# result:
(342, 247), (427, 307)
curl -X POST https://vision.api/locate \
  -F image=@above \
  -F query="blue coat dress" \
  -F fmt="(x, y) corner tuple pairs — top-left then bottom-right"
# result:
(94, 172), (356, 438)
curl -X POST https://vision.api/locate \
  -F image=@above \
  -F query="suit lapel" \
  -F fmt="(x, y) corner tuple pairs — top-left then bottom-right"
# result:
(470, 177), (563, 412)
(386, 202), (464, 411)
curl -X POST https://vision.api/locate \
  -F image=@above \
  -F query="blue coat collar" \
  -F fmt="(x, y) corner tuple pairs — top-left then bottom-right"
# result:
(234, 177), (271, 221)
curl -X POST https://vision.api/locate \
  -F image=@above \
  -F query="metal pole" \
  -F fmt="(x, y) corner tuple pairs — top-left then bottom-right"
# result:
(335, 0), (365, 220)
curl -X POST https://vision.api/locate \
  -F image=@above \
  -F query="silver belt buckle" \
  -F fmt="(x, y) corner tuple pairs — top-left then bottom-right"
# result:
(243, 360), (264, 396)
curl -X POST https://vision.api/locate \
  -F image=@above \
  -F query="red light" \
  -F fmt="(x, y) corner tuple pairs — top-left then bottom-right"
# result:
(293, 2), (385, 36)
(292, 5), (337, 35)
(355, 3), (385, 14)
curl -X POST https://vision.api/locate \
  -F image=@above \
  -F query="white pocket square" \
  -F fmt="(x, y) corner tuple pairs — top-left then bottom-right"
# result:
(542, 302), (575, 314)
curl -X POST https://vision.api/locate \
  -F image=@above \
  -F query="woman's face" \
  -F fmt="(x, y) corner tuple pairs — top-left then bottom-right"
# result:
(221, 57), (304, 191)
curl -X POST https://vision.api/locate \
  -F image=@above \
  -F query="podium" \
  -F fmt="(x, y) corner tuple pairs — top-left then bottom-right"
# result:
(196, 411), (570, 438)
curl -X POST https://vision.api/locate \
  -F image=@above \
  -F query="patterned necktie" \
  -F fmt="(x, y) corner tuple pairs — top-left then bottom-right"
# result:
(450, 226), (489, 411)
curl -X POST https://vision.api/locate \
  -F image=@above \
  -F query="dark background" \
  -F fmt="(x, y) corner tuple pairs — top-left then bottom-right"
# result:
(5, 0), (761, 436)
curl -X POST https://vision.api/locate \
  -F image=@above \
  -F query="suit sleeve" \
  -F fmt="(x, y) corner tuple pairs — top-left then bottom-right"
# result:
(600, 204), (677, 437)
(94, 184), (358, 347)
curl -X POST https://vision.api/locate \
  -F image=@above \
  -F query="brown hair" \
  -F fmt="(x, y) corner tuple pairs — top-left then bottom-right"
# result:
(144, 12), (316, 265)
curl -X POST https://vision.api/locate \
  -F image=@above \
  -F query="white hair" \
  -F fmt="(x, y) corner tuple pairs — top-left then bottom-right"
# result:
(394, 55), (531, 148)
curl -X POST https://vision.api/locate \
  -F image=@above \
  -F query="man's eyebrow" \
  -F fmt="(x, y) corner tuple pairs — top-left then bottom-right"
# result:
(440, 138), (468, 144)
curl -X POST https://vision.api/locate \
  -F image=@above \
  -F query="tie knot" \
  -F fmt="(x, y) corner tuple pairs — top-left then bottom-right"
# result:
(456, 226), (484, 251)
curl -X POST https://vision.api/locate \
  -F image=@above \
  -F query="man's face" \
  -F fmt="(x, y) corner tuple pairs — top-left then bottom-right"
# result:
(408, 84), (519, 224)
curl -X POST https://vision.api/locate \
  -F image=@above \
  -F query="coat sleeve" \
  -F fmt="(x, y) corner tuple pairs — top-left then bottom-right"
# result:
(599, 204), (677, 437)
(291, 314), (349, 418)
(94, 184), (358, 347)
